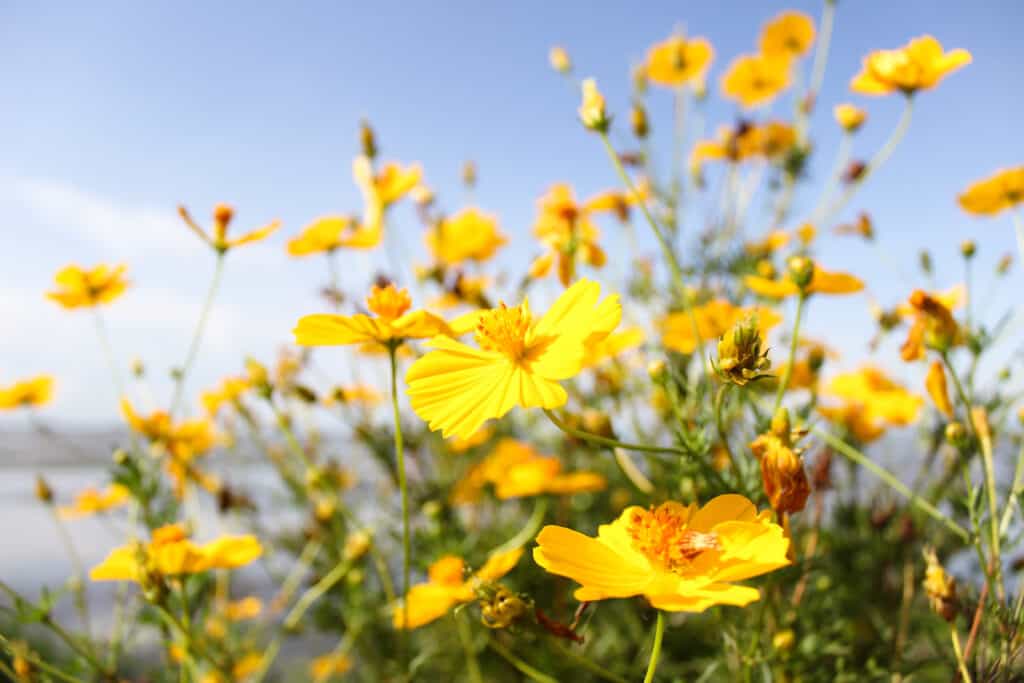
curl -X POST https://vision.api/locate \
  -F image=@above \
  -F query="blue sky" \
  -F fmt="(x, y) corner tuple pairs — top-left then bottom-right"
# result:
(1, 0), (1022, 422)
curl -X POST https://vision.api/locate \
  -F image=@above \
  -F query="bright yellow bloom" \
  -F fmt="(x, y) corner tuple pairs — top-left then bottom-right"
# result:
(958, 167), (1024, 216)
(578, 78), (609, 131)
(851, 36), (971, 96)
(311, 653), (353, 681)
(121, 399), (219, 496)
(819, 366), (922, 442)
(179, 203), (280, 252)
(393, 549), (523, 629)
(406, 279), (621, 438)
(58, 484), (130, 520)
(353, 155), (422, 210)
(692, 122), (797, 168)
(287, 215), (382, 256)
(90, 524), (262, 582)
(661, 299), (782, 355)
(451, 439), (606, 504)
(0, 375), (55, 410)
(744, 264), (864, 299)
(922, 547), (957, 621)
(46, 264), (129, 309)
(426, 208), (507, 265)
(644, 34), (714, 87)
(294, 283), (451, 349)
(533, 494), (790, 612)
(721, 54), (791, 108)
(759, 11), (815, 60)
(925, 360), (954, 419)
(549, 46), (571, 74)
(834, 103), (867, 132)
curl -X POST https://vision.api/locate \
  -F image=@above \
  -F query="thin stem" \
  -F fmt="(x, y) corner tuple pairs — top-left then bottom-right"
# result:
(950, 626), (972, 683)
(92, 308), (125, 399)
(543, 409), (688, 458)
(643, 610), (666, 683)
(554, 642), (629, 683)
(999, 442), (1024, 536)
(1013, 211), (1024, 267)
(171, 250), (226, 416)
(0, 633), (87, 683)
(773, 293), (806, 413)
(457, 611), (484, 683)
(49, 509), (92, 640)
(814, 428), (969, 541)
(671, 84), (686, 221)
(807, 0), (837, 113)
(389, 344), (411, 675)
(488, 636), (559, 683)
(491, 497), (549, 555)
(809, 132), (851, 222)
(714, 383), (737, 470)
(284, 557), (354, 630)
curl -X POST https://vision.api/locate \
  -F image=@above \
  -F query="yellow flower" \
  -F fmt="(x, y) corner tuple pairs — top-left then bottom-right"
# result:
(311, 653), (353, 681)
(46, 264), (129, 309)
(224, 596), (263, 621)
(644, 34), (714, 87)
(581, 326), (644, 368)
(819, 366), (922, 442)
(393, 549), (523, 629)
(578, 78), (609, 132)
(325, 383), (384, 407)
(121, 399), (219, 496)
(448, 425), (494, 453)
(744, 264), (864, 299)
(178, 203), (281, 253)
(201, 376), (250, 416)
(796, 223), (817, 245)
(759, 11), (815, 60)
(90, 524), (262, 582)
(0, 375), (55, 410)
(426, 208), (508, 265)
(353, 155), (422, 210)
(691, 121), (796, 168)
(287, 215), (382, 256)
(200, 653), (265, 683)
(851, 36), (971, 96)
(925, 360), (954, 419)
(58, 484), (130, 520)
(833, 103), (867, 132)
(660, 299), (782, 355)
(958, 167), (1024, 216)
(451, 439), (606, 504)
(549, 46), (571, 74)
(533, 494), (790, 612)
(899, 289), (961, 361)
(294, 283), (451, 350)
(922, 548), (957, 621)
(721, 54), (791, 108)
(406, 279), (620, 438)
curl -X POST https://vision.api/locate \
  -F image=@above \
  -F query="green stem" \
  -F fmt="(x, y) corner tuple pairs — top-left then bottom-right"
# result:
(284, 557), (354, 629)
(950, 626), (972, 683)
(999, 442), (1024, 537)
(543, 409), (688, 458)
(714, 383), (737, 470)
(0, 633), (87, 683)
(554, 642), (629, 683)
(491, 497), (549, 555)
(773, 293), (806, 413)
(49, 509), (92, 640)
(171, 250), (226, 416)
(814, 428), (969, 541)
(389, 344), (411, 675)
(457, 611), (484, 683)
(488, 636), (559, 683)
(643, 610), (666, 683)
(92, 309), (125, 399)
(810, 132), (851, 222)
(807, 0), (837, 115)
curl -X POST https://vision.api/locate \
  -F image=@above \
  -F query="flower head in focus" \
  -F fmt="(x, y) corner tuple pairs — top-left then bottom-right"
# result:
(758, 11), (815, 60)
(958, 167), (1024, 216)
(0, 375), (55, 410)
(178, 203), (281, 253)
(46, 264), (129, 309)
(851, 36), (970, 96)
(644, 34), (714, 87)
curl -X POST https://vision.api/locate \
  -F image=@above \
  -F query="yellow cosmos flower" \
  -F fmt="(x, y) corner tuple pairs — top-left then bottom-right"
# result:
(533, 494), (790, 612)
(201, 376), (250, 416)
(121, 399), (219, 496)
(287, 215), (382, 256)
(834, 103), (867, 132)
(90, 523), (262, 582)
(925, 360), (954, 419)
(353, 154), (422, 210)
(692, 121), (797, 168)
(644, 34), (714, 87)
(744, 264), (864, 299)
(819, 366), (922, 442)
(179, 203), (281, 253)
(294, 283), (451, 350)
(447, 425), (494, 454)
(406, 278), (621, 438)
(311, 653), (353, 681)
(451, 439), (606, 504)
(46, 264), (129, 309)
(759, 11), (815, 60)
(721, 54), (791, 108)
(851, 36), (971, 96)
(393, 549), (523, 629)
(958, 167), (1024, 216)
(324, 383), (384, 407)
(899, 289), (961, 362)
(661, 299), (782, 355)
(58, 484), (130, 520)
(426, 208), (508, 265)
(0, 375), (55, 410)
(223, 596), (263, 621)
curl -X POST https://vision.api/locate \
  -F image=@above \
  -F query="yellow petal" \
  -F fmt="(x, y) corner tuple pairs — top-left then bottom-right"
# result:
(293, 313), (386, 346)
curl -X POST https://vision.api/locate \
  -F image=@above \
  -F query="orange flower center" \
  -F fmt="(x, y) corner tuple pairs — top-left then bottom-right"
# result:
(626, 503), (719, 573)
(366, 284), (412, 321)
(475, 303), (532, 359)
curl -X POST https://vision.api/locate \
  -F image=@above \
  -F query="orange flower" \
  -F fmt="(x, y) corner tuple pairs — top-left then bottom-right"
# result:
(178, 204), (280, 252)
(46, 264), (129, 309)
(958, 167), (1024, 216)
(851, 36), (971, 96)
(899, 290), (961, 361)
(644, 34), (714, 87)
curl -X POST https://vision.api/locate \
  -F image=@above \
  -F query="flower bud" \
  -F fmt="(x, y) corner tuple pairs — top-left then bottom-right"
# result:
(359, 120), (377, 160)
(786, 255), (815, 290)
(944, 421), (967, 447)
(997, 253), (1013, 276)
(647, 360), (667, 383)
(479, 585), (528, 629)
(34, 475), (53, 504)
(715, 315), (771, 386)
(343, 531), (372, 561)
(919, 250), (933, 275)
(960, 239), (976, 259)
(578, 78), (610, 133)
(630, 104), (649, 139)
(462, 160), (477, 189)
(212, 203), (234, 243)
(922, 548), (957, 621)
(772, 628), (796, 651)
(833, 103), (867, 133)
(130, 357), (145, 378)
(549, 46), (571, 74)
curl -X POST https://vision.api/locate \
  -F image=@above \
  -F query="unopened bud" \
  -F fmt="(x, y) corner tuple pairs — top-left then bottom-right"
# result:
(34, 475), (53, 504)
(630, 105), (649, 139)
(786, 256), (815, 290)
(944, 421), (967, 447)
(578, 78), (610, 133)
(549, 46), (571, 74)
(715, 316), (770, 386)
(647, 360), (667, 382)
(359, 120), (377, 159)
(462, 160), (477, 188)
(960, 240), (976, 259)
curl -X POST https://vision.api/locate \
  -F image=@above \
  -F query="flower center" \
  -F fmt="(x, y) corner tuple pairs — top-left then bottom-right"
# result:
(475, 303), (532, 359)
(366, 284), (412, 321)
(626, 503), (719, 573)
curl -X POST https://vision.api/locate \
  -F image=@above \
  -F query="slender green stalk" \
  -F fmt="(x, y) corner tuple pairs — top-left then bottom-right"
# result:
(773, 293), (806, 413)
(554, 642), (630, 683)
(643, 610), (666, 683)
(810, 132), (851, 222)
(671, 84), (687, 219)
(171, 250), (226, 415)
(814, 428), (969, 541)
(389, 344), (411, 675)
(491, 497), (549, 555)
(543, 409), (689, 458)
(807, 0), (837, 113)
(325, 247), (341, 299)
(999, 442), (1024, 536)
(49, 509), (93, 640)
(1013, 211), (1024, 267)
(0, 633), (87, 683)
(92, 309), (125, 398)
(950, 626), (972, 683)
(714, 383), (737, 469)
(488, 636), (559, 683)
(284, 557), (354, 629)
(457, 611), (484, 683)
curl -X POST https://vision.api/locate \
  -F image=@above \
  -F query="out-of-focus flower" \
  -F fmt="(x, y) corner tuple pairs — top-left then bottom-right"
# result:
(287, 215), (382, 256)
(179, 203), (280, 253)
(393, 549), (523, 629)
(925, 360), (954, 418)
(0, 375), (55, 410)
(353, 154), (422, 231)
(796, 223), (817, 245)
(294, 283), (451, 350)
(759, 11), (815, 60)
(958, 167), (1024, 216)
(451, 439), (606, 504)
(533, 494), (790, 611)
(46, 264), (129, 309)
(325, 383), (384, 408)
(851, 36), (970, 96)
(835, 212), (874, 240)
(549, 46), (572, 74)
(922, 548), (957, 621)
(581, 326), (644, 368)
(406, 278), (620, 438)
(744, 262), (864, 299)
(58, 484), (130, 520)
(90, 524), (262, 582)
(899, 289), (961, 361)
(644, 34), (714, 87)
(721, 54), (791, 108)
(818, 366), (922, 442)
(311, 653), (353, 681)
(447, 425), (494, 453)
(426, 208), (507, 265)
(121, 399), (219, 496)
(692, 121), (797, 170)
(201, 376), (250, 416)
(224, 596), (263, 621)
(578, 78), (610, 132)
(750, 409), (810, 514)
(661, 299), (781, 355)
(833, 104), (867, 132)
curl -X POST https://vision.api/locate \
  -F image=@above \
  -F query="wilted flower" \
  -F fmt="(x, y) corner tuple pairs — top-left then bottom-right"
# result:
(46, 264), (129, 309)
(899, 289), (961, 361)
(851, 36), (970, 96)
(715, 316), (772, 386)
(925, 360), (955, 419)
(750, 409), (811, 514)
